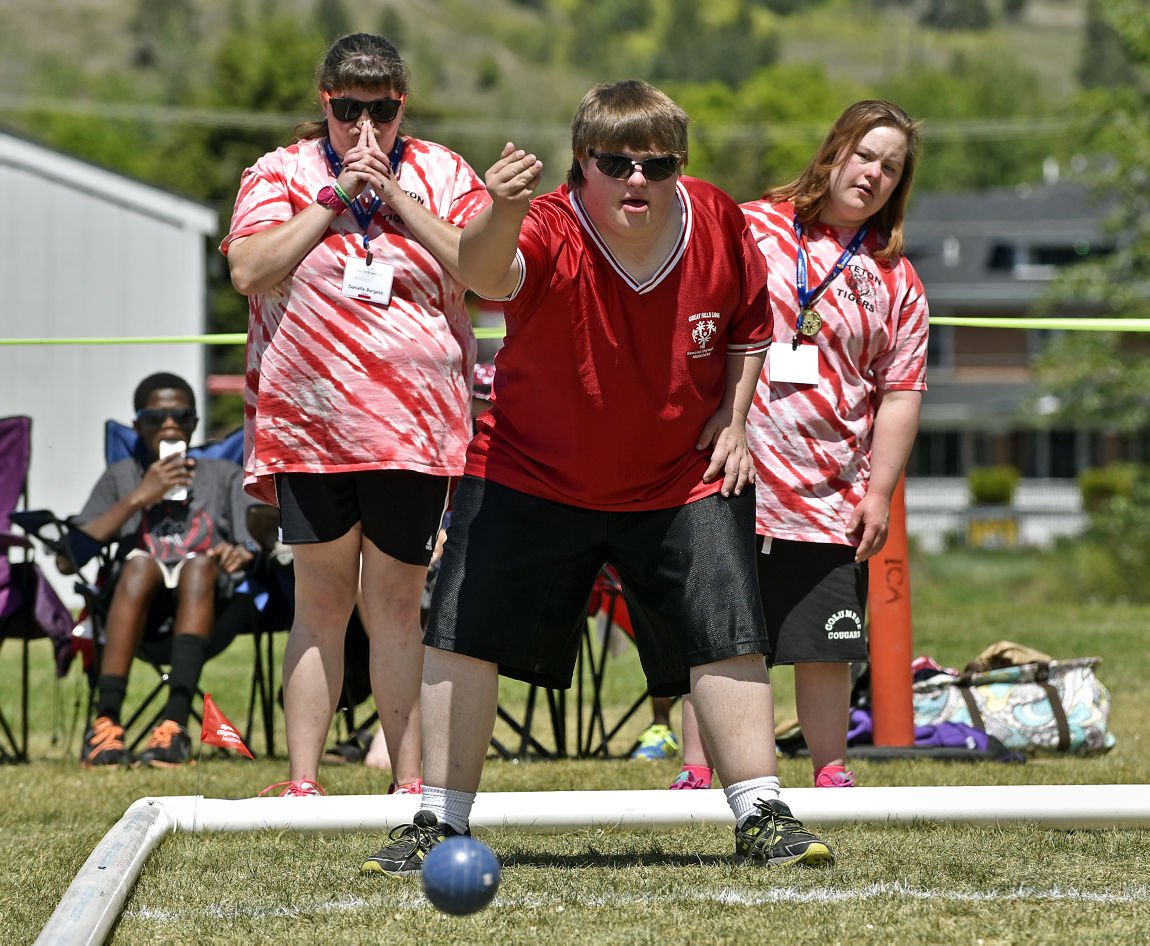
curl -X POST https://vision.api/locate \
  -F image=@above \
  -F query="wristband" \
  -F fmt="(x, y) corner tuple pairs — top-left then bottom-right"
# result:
(316, 184), (347, 215)
(330, 180), (354, 208)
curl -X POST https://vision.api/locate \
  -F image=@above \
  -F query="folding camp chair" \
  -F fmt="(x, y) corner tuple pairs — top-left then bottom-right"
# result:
(0, 416), (74, 763)
(574, 566), (659, 758)
(15, 420), (283, 757)
(484, 566), (656, 760)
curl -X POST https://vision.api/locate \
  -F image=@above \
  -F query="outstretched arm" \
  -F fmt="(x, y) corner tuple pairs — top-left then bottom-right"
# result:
(459, 142), (544, 298)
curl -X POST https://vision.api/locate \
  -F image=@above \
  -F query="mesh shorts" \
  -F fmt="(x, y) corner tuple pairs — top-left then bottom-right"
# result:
(424, 476), (770, 696)
(756, 536), (869, 665)
(276, 470), (448, 566)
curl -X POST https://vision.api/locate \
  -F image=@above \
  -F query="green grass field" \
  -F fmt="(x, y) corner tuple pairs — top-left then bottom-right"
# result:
(2, 548), (1149, 944)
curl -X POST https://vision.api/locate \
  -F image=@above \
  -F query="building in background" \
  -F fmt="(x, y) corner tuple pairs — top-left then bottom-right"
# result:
(902, 176), (1139, 549)
(0, 128), (217, 603)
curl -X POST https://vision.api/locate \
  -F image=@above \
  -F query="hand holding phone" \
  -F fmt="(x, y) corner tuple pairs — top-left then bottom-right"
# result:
(159, 440), (188, 501)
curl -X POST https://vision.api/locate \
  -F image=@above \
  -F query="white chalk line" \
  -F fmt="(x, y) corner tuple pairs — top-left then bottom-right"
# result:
(125, 881), (1150, 922)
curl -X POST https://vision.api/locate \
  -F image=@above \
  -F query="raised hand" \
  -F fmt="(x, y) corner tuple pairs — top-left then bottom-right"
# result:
(485, 141), (544, 217)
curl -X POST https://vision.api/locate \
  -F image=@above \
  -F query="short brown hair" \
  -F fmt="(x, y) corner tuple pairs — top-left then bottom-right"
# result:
(567, 80), (689, 189)
(765, 100), (922, 261)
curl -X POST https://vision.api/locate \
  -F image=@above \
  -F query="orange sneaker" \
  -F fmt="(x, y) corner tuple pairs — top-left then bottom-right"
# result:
(81, 715), (130, 768)
(137, 720), (192, 768)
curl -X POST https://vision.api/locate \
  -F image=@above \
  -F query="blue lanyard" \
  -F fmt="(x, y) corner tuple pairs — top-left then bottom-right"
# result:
(793, 216), (867, 328)
(323, 137), (405, 254)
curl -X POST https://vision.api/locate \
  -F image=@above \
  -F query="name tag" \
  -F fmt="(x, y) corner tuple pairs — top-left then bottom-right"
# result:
(768, 342), (819, 385)
(341, 258), (394, 306)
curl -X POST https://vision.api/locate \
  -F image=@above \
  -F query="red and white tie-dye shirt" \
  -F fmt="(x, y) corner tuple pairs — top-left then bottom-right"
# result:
(741, 199), (928, 545)
(221, 136), (490, 505)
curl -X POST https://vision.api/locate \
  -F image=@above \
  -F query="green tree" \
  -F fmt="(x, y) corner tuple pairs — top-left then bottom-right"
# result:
(878, 52), (1069, 192)
(314, 0), (353, 42)
(1034, 0), (1150, 413)
(1027, 0), (1150, 601)
(920, 0), (992, 31)
(675, 65), (865, 203)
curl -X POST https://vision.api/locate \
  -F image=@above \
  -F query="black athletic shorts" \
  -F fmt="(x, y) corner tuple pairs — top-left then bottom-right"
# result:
(424, 476), (770, 696)
(756, 536), (869, 665)
(275, 470), (448, 566)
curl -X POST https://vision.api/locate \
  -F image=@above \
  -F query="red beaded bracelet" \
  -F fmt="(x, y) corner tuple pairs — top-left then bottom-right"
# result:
(316, 184), (347, 215)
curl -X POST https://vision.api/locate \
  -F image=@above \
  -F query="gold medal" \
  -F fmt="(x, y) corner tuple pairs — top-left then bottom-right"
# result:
(799, 308), (822, 336)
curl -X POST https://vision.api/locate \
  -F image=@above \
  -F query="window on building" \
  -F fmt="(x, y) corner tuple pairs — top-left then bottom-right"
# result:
(908, 431), (962, 476)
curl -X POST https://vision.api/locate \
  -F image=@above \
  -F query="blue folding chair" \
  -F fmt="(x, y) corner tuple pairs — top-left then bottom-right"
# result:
(16, 422), (285, 756)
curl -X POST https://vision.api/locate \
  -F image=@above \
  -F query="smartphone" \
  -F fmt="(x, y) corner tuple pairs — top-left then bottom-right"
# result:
(159, 440), (188, 501)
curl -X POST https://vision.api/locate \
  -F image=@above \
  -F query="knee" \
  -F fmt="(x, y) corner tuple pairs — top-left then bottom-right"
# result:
(113, 556), (161, 600)
(178, 555), (220, 594)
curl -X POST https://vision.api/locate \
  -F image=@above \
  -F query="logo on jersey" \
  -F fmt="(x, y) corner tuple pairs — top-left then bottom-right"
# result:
(824, 608), (863, 641)
(688, 311), (720, 359)
(838, 264), (879, 312)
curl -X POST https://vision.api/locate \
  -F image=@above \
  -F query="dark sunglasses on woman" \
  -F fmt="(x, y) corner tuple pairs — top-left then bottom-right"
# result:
(328, 96), (403, 124)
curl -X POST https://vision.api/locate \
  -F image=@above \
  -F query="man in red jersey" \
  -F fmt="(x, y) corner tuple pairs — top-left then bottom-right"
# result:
(362, 81), (834, 874)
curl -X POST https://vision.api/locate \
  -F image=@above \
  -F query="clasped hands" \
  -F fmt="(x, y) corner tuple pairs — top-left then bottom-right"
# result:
(338, 121), (403, 204)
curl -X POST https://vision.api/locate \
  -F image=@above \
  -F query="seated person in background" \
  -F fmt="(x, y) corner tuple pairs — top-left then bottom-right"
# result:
(62, 372), (259, 768)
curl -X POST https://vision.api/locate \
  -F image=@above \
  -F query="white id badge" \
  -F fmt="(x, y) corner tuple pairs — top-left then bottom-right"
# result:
(341, 258), (394, 306)
(769, 343), (820, 385)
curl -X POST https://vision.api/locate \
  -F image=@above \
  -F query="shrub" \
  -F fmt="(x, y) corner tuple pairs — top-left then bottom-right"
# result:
(1071, 467), (1150, 602)
(967, 465), (1020, 506)
(1078, 463), (1143, 513)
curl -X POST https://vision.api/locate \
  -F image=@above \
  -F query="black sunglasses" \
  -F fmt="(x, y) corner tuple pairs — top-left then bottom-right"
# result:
(588, 149), (679, 182)
(137, 407), (197, 427)
(327, 96), (403, 124)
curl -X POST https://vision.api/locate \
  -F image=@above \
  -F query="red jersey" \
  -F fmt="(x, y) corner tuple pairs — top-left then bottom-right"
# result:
(465, 178), (771, 510)
(221, 137), (490, 505)
(741, 199), (929, 544)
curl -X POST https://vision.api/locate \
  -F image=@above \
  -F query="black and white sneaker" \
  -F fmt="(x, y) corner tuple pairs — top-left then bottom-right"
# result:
(734, 799), (835, 867)
(361, 809), (467, 875)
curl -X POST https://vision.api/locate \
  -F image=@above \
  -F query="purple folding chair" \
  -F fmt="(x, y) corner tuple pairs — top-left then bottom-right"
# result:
(0, 416), (74, 762)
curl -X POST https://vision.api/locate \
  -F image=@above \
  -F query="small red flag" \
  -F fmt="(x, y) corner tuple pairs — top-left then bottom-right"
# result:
(200, 693), (254, 760)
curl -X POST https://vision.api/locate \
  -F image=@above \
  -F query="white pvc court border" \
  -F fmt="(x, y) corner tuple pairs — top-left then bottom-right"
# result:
(35, 784), (1150, 946)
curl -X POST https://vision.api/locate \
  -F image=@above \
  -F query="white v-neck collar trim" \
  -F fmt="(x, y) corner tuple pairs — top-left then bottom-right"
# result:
(569, 181), (691, 294)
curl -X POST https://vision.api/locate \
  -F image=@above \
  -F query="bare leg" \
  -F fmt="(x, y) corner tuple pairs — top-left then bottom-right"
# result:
(170, 555), (219, 640)
(679, 693), (713, 768)
(283, 528), (361, 783)
(363, 721), (391, 770)
(359, 541), (427, 786)
(650, 696), (673, 728)
(100, 556), (164, 676)
(689, 654), (775, 786)
(794, 661), (851, 774)
(420, 647), (499, 792)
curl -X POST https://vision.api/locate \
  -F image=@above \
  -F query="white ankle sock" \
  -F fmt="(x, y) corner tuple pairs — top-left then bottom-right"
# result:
(420, 785), (474, 835)
(724, 776), (781, 826)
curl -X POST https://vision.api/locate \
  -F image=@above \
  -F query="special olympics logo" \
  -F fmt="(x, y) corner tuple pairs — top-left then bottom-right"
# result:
(691, 319), (717, 350)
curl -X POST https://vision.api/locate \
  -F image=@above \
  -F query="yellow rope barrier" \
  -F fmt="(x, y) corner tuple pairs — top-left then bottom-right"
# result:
(3, 319), (1150, 346)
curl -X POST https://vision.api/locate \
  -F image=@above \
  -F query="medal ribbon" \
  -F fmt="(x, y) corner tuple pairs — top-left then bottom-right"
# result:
(793, 215), (868, 335)
(323, 136), (406, 255)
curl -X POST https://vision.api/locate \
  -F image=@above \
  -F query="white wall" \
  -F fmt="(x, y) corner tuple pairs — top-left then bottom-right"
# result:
(0, 132), (217, 607)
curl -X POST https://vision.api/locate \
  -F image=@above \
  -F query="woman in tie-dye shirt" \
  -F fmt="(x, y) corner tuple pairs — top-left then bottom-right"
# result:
(222, 32), (490, 799)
